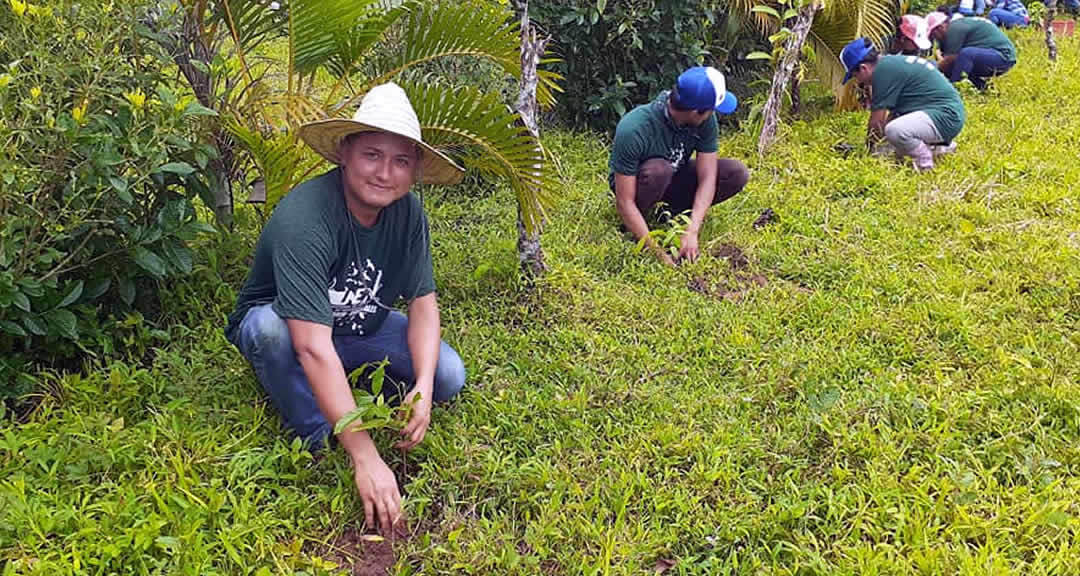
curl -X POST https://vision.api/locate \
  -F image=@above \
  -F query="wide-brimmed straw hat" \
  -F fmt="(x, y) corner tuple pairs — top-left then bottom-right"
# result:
(299, 83), (464, 186)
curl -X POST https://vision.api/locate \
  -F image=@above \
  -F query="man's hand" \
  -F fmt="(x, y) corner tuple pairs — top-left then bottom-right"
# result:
(353, 452), (405, 537)
(678, 231), (700, 262)
(396, 386), (432, 451)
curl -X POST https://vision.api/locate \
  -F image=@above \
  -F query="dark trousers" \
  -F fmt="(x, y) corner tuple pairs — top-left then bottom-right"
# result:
(950, 47), (1013, 91)
(635, 157), (749, 219)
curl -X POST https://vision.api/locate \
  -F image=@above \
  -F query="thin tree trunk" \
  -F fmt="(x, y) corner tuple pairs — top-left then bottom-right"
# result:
(147, 6), (235, 228)
(511, 0), (548, 277)
(757, 1), (822, 156)
(789, 66), (801, 117)
(1046, 0), (1058, 61)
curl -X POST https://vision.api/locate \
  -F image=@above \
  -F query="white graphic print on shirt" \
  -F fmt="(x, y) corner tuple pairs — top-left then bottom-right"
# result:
(328, 259), (384, 333)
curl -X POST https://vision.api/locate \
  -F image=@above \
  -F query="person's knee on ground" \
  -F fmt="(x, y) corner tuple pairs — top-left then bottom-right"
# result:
(883, 121), (934, 170)
(714, 158), (750, 204)
(432, 342), (466, 403)
(239, 305), (333, 451)
(635, 158), (674, 218)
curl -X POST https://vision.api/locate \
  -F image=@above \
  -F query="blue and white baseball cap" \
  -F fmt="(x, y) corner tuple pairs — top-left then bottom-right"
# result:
(840, 38), (875, 84)
(675, 66), (739, 115)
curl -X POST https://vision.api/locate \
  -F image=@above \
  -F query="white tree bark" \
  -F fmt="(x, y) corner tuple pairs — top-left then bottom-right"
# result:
(757, 1), (822, 156)
(1046, 0), (1058, 61)
(511, 0), (549, 278)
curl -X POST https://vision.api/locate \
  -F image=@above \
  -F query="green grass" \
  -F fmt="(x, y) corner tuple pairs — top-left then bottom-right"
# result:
(4, 31), (1080, 575)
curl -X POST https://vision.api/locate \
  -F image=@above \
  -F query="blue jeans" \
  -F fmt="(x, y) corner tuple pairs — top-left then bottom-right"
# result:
(233, 303), (466, 451)
(950, 47), (1014, 90)
(959, 0), (986, 14)
(988, 8), (1028, 27)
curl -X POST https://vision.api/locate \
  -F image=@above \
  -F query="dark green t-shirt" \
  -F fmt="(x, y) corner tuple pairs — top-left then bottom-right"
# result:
(225, 168), (435, 342)
(608, 91), (719, 187)
(872, 54), (966, 143)
(940, 17), (1016, 63)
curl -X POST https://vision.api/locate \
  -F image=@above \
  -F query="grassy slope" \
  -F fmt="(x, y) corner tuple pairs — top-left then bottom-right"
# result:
(3, 32), (1080, 575)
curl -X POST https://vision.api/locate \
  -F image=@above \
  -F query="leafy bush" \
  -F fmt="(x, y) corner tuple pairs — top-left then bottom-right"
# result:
(530, 0), (735, 132)
(0, 0), (216, 407)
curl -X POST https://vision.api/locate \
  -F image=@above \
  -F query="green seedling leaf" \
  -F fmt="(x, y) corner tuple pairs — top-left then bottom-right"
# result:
(334, 406), (368, 435)
(746, 51), (775, 61)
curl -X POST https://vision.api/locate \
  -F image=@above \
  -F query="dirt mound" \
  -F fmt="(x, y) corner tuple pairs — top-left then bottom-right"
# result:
(753, 208), (779, 229)
(711, 243), (749, 270)
(311, 528), (399, 576)
(690, 243), (770, 302)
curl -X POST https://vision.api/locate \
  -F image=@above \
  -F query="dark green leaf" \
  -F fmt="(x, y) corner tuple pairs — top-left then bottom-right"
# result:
(17, 277), (44, 297)
(12, 291), (30, 313)
(132, 247), (167, 278)
(23, 315), (47, 336)
(118, 276), (135, 306)
(162, 239), (193, 275)
(86, 277), (111, 300)
(190, 221), (217, 235)
(0, 320), (26, 336)
(183, 102), (218, 117)
(57, 280), (84, 308)
(158, 162), (196, 176)
(110, 176), (133, 203)
(46, 309), (78, 340)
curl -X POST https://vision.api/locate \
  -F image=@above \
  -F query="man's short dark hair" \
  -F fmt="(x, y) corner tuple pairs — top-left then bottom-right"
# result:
(669, 86), (711, 115)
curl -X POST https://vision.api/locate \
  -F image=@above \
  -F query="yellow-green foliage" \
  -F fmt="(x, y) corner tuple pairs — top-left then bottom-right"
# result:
(2, 31), (1079, 575)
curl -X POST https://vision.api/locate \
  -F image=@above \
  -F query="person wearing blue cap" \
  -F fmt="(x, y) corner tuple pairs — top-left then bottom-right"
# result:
(608, 66), (749, 265)
(840, 38), (965, 171)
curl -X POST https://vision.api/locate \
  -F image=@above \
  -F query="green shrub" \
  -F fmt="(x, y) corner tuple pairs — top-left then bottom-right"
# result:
(0, 0), (217, 407)
(530, 0), (745, 132)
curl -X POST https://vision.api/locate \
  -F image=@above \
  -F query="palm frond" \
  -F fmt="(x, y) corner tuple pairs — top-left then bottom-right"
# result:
(321, 1), (418, 83)
(403, 81), (557, 233)
(290, 0), (386, 77)
(215, 0), (286, 76)
(225, 119), (325, 208)
(343, 3), (557, 113)
(807, 0), (901, 100)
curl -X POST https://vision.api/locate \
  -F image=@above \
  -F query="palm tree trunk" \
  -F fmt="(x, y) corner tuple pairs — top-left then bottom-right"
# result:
(1046, 0), (1058, 61)
(512, 0), (548, 278)
(758, 1), (822, 156)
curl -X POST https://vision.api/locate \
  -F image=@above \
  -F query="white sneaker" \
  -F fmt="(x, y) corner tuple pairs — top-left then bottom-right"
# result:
(932, 142), (957, 157)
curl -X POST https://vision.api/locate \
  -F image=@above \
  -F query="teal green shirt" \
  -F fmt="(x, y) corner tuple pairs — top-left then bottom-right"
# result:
(941, 17), (1016, 63)
(608, 91), (718, 187)
(872, 54), (966, 143)
(225, 168), (435, 342)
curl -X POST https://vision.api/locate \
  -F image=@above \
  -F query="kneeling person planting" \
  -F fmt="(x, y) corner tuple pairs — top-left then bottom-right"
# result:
(609, 66), (749, 265)
(842, 38), (966, 171)
(224, 83), (466, 537)
(928, 12), (1017, 90)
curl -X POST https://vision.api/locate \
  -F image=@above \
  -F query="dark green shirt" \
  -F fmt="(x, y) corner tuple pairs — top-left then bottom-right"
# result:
(608, 91), (718, 187)
(872, 54), (966, 143)
(225, 168), (435, 342)
(941, 17), (1016, 63)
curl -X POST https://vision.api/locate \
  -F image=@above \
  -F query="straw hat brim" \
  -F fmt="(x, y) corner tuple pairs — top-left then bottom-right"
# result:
(299, 119), (465, 186)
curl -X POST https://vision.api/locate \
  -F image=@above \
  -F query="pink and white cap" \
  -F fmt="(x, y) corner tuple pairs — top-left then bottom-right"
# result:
(899, 14), (931, 50)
